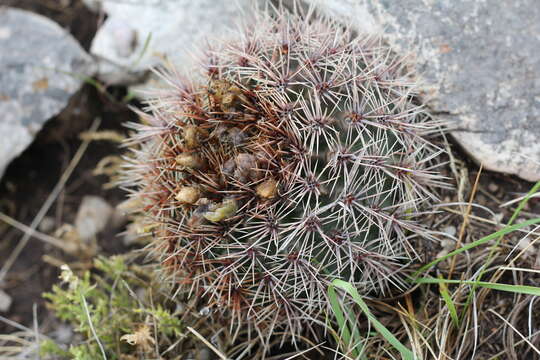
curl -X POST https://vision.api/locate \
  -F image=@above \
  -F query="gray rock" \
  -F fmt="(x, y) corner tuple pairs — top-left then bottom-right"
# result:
(0, 7), (95, 178)
(308, 0), (540, 182)
(89, 0), (254, 86)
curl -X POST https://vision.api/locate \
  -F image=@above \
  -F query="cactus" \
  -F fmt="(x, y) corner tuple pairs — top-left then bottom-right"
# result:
(120, 3), (447, 346)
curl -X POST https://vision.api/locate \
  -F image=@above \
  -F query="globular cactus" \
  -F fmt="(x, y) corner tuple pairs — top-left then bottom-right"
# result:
(120, 3), (447, 346)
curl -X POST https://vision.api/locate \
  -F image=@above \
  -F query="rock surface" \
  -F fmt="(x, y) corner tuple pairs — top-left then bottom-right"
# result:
(308, 0), (540, 181)
(89, 0), (254, 86)
(0, 7), (94, 179)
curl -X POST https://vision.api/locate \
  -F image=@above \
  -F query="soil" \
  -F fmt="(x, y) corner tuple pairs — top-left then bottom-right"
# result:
(0, 0), (539, 358)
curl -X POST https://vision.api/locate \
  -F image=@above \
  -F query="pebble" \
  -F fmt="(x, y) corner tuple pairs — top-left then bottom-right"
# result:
(38, 216), (55, 233)
(74, 196), (114, 242)
(488, 183), (499, 193)
(442, 226), (457, 238)
(0, 289), (12, 312)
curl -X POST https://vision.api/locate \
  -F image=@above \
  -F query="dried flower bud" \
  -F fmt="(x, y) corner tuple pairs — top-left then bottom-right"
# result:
(226, 127), (247, 146)
(175, 186), (201, 204)
(256, 178), (278, 199)
(183, 125), (207, 149)
(176, 153), (205, 169)
(234, 153), (257, 181)
(120, 325), (155, 351)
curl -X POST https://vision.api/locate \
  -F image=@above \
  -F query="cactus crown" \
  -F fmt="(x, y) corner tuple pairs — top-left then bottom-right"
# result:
(121, 3), (447, 345)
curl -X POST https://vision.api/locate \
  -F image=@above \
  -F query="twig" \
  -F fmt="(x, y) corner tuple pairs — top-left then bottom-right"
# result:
(187, 326), (229, 360)
(448, 164), (483, 278)
(81, 293), (107, 359)
(0, 315), (34, 333)
(284, 343), (323, 359)
(0, 212), (73, 252)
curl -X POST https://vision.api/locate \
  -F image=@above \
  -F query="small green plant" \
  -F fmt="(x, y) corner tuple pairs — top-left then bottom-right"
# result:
(41, 256), (197, 359)
(42, 256), (179, 359)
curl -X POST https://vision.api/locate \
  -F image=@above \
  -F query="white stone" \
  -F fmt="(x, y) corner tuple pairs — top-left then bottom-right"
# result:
(75, 196), (114, 242)
(0, 289), (12, 312)
(515, 237), (536, 257)
(38, 216), (56, 233)
(442, 225), (457, 238)
(440, 239), (455, 250)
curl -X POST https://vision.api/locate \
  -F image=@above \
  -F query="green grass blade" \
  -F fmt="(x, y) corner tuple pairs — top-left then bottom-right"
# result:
(437, 275), (460, 327)
(131, 32), (153, 69)
(331, 279), (415, 360)
(505, 181), (540, 228)
(327, 285), (361, 359)
(413, 217), (540, 277)
(345, 306), (364, 356)
(414, 278), (540, 296)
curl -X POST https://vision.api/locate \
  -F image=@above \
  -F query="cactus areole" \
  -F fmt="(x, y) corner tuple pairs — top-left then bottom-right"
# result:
(121, 4), (446, 343)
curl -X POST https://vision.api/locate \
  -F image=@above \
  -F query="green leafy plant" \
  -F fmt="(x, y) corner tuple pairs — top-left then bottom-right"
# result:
(42, 255), (274, 359)
(328, 279), (414, 359)
(42, 256), (185, 359)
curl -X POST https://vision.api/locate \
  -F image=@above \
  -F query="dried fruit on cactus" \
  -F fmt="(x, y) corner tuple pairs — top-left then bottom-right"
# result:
(120, 3), (447, 345)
